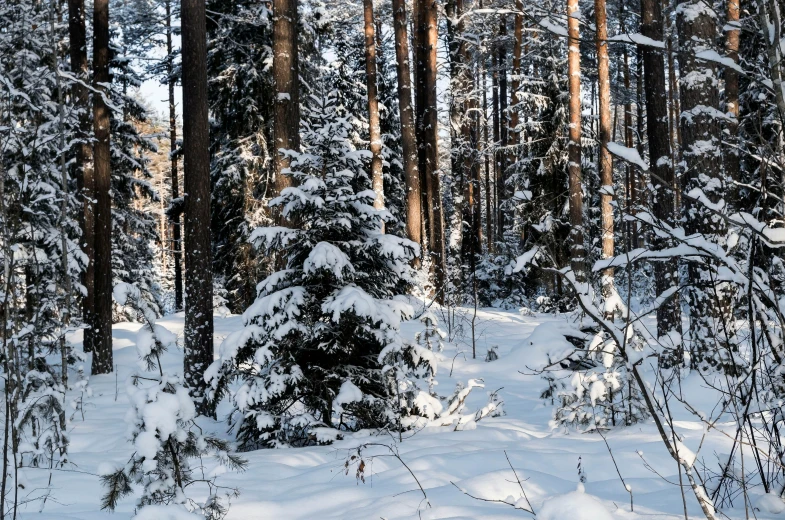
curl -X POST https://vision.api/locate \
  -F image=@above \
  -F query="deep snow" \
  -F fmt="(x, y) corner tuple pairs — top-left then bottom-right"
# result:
(14, 305), (784, 519)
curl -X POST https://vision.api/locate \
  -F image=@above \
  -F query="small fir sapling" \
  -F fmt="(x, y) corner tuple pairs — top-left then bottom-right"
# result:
(101, 283), (246, 519)
(206, 92), (422, 448)
(552, 329), (648, 431)
(415, 311), (446, 352)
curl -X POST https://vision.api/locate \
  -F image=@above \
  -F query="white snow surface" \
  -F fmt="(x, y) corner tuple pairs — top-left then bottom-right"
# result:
(538, 484), (613, 520)
(24, 304), (781, 519)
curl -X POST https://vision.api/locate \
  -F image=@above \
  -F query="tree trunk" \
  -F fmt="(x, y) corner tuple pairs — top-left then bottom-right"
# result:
(622, 46), (634, 248)
(272, 0), (300, 220)
(181, 0), (215, 415)
(510, 0), (523, 147)
(595, 0), (615, 309)
(640, 0), (679, 336)
(567, 0), (585, 281)
(724, 0), (740, 195)
(635, 51), (644, 248)
(363, 0), (385, 213)
(91, 0), (113, 374)
(67, 0), (94, 353)
(491, 52), (500, 246)
(166, 0), (183, 312)
(414, 0), (445, 300)
(392, 0), (422, 250)
(482, 56), (493, 251)
(677, 0), (732, 370)
(497, 21), (508, 242)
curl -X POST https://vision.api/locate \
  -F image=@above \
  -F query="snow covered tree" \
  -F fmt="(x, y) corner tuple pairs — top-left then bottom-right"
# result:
(0, 1), (83, 509)
(207, 92), (420, 448)
(101, 283), (245, 518)
(207, 0), (275, 313)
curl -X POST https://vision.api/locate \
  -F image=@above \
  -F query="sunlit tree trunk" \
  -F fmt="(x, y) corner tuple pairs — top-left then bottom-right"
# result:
(363, 0), (384, 214)
(392, 0), (422, 251)
(567, 0), (585, 280)
(414, 0), (445, 300)
(595, 0), (615, 309)
(272, 0), (300, 223)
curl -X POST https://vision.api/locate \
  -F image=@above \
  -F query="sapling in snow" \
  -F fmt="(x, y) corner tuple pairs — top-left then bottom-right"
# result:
(101, 283), (245, 519)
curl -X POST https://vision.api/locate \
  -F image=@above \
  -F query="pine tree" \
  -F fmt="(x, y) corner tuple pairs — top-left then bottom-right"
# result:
(181, 0), (215, 416)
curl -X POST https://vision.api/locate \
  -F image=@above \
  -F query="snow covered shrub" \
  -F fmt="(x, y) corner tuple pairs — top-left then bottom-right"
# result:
(415, 311), (446, 353)
(207, 92), (420, 448)
(548, 328), (648, 431)
(102, 283), (245, 518)
(16, 364), (69, 467)
(382, 322), (440, 429)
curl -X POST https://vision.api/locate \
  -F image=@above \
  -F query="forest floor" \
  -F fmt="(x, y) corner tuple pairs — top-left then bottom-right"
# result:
(18, 303), (784, 519)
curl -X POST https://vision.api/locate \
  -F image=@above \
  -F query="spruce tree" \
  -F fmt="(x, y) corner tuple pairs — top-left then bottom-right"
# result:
(207, 92), (420, 448)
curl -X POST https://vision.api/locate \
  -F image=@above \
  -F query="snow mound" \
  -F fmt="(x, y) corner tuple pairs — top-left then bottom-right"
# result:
(539, 485), (613, 520)
(756, 493), (785, 514)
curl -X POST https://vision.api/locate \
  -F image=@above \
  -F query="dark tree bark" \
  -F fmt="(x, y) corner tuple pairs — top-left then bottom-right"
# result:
(491, 52), (500, 246)
(165, 0), (183, 312)
(67, 0), (95, 353)
(640, 0), (680, 336)
(181, 0), (215, 415)
(363, 0), (384, 213)
(91, 0), (113, 374)
(677, 0), (733, 369)
(510, 0), (523, 147)
(272, 0), (300, 218)
(567, 0), (584, 280)
(622, 44), (634, 247)
(496, 20), (508, 242)
(482, 56), (493, 251)
(392, 0), (422, 250)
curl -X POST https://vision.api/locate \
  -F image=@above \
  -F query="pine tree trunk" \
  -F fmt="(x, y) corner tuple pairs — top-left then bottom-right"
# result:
(482, 56), (493, 251)
(635, 51), (644, 248)
(567, 0), (585, 281)
(91, 0), (113, 374)
(363, 0), (385, 213)
(510, 0), (523, 147)
(392, 0), (422, 250)
(67, 0), (95, 353)
(497, 21), (508, 242)
(491, 53), (500, 246)
(724, 0), (740, 196)
(640, 0), (680, 336)
(166, 0), (183, 312)
(677, 0), (732, 370)
(272, 0), (300, 220)
(622, 46), (634, 248)
(414, 0), (445, 300)
(595, 0), (614, 307)
(181, 0), (215, 415)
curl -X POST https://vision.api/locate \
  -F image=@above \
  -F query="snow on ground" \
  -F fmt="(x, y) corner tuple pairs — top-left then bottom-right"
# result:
(16, 305), (783, 519)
